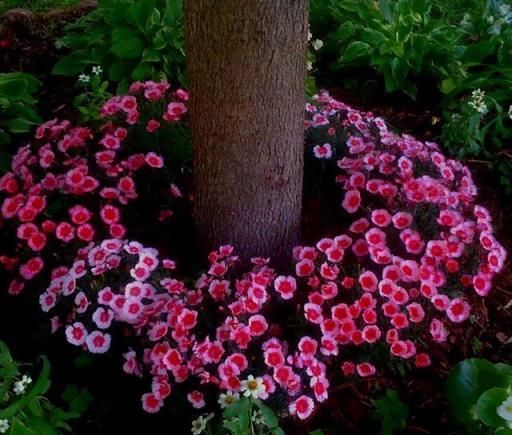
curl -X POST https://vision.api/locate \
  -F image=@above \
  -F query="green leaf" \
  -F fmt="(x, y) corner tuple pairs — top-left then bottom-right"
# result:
(446, 359), (504, 423)
(0, 356), (51, 419)
(379, 0), (395, 22)
(10, 417), (34, 435)
(52, 51), (91, 76)
(126, 0), (156, 33)
(223, 398), (250, 419)
(462, 40), (496, 64)
(255, 401), (279, 429)
(132, 62), (154, 81)
(111, 29), (144, 59)
(0, 118), (33, 134)
(163, 0), (183, 27)
(25, 416), (60, 435)
(374, 389), (409, 435)
(342, 41), (371, 63)
(495, 363), (512, 385)
(476, 388), (509, 428)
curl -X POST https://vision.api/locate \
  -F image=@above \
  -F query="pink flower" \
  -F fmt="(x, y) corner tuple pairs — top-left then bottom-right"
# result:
(145, 152), (164, 168)
(342, 189), (361, 213)
(187, 391), (205, 409)
(65, 322), (87, 346)
(356, 362), (376, 377)
(289, 395), (314, 420)
(141, 393), (163, 413)
(86, 331), (111, 353)
(313, 143), (332, 159)
(274, 275), (297, 300)
(446, 298), (470, 323)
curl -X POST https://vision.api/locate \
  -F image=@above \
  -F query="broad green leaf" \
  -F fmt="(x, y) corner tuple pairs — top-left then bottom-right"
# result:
(126, 0), (156, 32)
(446, 359), (504, 423)
(223, 397), (250, 419)
(256, 401), (279, 429)
(111, 29), (144, 59)
(342, 41), (371, 63)
(52, 51), (91, 76)
(495, 363), (512, 385)
(476, 388), (509, 428)
(132, 62), (154, 81)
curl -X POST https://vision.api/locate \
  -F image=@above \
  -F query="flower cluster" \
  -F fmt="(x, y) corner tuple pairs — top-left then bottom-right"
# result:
(0, 81), (189, 295)
(41, 238), (337, 420)
(302, 91), (506, 368)
(2, 82), (505, 423)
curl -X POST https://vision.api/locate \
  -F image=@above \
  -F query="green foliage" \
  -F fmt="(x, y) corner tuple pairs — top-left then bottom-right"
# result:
(0, 73), (41, 146)
(446, 358), (512, 434)
(0, 340), (91, 435)
(52, 0), (185, 93)
(441, 5), (512, 197)
(73, 66), (114, 122)
(216, 397), (284, 435)
(374, 389), (409, 435)
(323, 0), (466, 99)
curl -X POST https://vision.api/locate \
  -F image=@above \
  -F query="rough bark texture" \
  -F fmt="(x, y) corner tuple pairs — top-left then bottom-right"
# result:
(185, 0), (308, 264)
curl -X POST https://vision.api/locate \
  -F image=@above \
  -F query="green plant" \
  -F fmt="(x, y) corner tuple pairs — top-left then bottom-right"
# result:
(0, 73), (41, 146)
(442, 19), (512, 196)
(0, 340), (92, 435)
(73, 65), (114, 122)
(323, 0), (466, 99)
(446, 358), (512, 434)
(52, 0), (185, 93)
(217, 397), (284, 435)
(374, 389), (409, 435)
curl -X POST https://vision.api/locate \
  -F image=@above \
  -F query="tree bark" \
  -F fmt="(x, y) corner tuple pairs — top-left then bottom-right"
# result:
(185, 0), (308, 264)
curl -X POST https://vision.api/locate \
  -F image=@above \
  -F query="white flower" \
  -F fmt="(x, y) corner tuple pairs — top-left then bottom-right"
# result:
(191, 413), (214, 435)
(13, 381), (26, 395)
(312, 39), (323, 51)
(0, 419), (10, 434)
(468, 88), (487, 114)
(92, 65), (103, 75)
(508, 104), (512, 120)
(497, 396), (512, 422)
(241, 375), (266, 399)
(21, 375), (32, 385)
(252, 410), (265, 425)
(218, 391), (240, 409)
(307, 61), (313, 71)
(308, 30), (312, 41)
(78, 74), (90, 83)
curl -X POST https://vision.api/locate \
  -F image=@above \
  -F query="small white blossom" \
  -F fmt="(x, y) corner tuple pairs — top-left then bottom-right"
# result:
(252, 410), (265, 425)
(21, 375), (32, 385)
(78, 74), (91, 83)
(497, 396), (512, 422)
(508, 105), (512, 120)
(308, 30), (312, 41)
(468, 88), (487, 114)
(312, 39), (323, 51)
(13, 381), (26, 395)
(191, 413), (214, 435)
(241, 375), (266, 399)
(0, 419), (9, 434)
(307, 61), (313, 71)
(218, 391), (240, 409)
(92, 65), (103, 75)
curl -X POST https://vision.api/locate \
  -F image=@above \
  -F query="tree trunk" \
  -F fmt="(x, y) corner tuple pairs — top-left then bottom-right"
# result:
(185, 0), (308, 264)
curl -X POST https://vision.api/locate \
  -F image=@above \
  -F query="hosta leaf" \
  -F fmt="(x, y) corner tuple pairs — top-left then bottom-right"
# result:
(476, 388), (509, 428)
(446, 359), (504, 423)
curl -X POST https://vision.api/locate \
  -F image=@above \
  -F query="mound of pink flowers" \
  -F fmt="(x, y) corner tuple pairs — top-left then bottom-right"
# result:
(0, 85), (506, 421)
